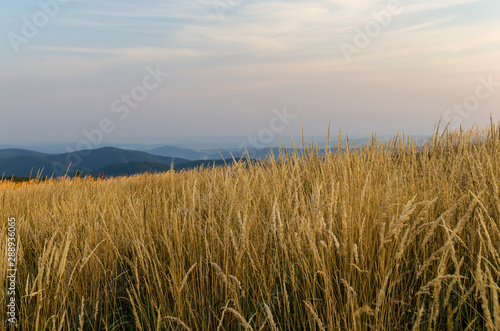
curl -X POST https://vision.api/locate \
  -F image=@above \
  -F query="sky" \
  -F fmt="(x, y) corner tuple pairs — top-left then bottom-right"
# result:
(1, 0), (499, 148)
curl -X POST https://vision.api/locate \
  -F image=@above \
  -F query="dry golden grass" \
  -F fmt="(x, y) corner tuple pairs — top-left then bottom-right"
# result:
(1, 120), (500, 330)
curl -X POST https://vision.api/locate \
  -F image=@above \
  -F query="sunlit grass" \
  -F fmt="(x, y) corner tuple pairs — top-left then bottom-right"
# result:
(1, 120), (500, 330)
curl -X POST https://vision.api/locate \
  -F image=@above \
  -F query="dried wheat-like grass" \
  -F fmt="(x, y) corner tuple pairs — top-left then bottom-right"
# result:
(1, 122), (499, 330)
(262, 303), (278, 331)
(304, 301), (326, 331)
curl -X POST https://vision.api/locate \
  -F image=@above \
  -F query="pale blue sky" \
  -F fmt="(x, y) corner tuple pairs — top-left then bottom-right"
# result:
(1, 0), (499, 145)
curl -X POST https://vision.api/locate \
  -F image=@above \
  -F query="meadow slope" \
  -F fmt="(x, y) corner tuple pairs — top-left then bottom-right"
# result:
(1, 122), (500, 330)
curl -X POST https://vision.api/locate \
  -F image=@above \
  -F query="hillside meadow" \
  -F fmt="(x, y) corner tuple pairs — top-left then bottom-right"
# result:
(1, 121), (500, 330)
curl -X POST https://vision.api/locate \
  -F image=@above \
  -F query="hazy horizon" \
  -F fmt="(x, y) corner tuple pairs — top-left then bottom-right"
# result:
(1, 0), (499, 147)
(2, 133), (431, 154)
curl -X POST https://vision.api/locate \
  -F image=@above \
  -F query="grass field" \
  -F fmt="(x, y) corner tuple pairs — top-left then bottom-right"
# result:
(1, 121), (500, 330)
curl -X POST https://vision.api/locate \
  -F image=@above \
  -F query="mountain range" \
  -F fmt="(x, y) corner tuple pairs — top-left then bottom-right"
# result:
(0, 145), (282, 178)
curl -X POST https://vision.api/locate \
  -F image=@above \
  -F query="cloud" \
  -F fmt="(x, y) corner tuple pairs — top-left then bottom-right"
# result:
(387, 18), (452, 35)
(404, 0), (485, 14)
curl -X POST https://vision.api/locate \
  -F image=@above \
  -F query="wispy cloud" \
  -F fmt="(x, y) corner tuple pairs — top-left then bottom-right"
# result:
(387, 19), (452, 35)
(404, 0), (485, 14)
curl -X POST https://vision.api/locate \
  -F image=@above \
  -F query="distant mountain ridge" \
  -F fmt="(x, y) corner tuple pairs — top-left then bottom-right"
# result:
(0, 147), (189, 178)
(50, 147), (185, 172)
(0, 149), (48, 160)
(146, 145), (207, 160)
(0, 144), (331, 178)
